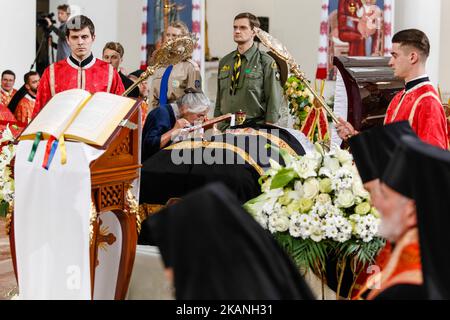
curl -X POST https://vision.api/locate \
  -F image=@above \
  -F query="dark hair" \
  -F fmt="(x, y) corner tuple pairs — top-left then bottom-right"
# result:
(103, 42), (124, 58)
(24, 71), (39, 84)
(66, 15), (95, 38)
(1, 70), (15, 79)
(392, 29), (430, 58)
(57, 4), (71, 13)
(234, 12), (260, 29)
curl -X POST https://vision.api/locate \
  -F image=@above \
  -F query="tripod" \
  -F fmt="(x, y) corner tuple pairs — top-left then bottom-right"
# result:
(30, 28), (55, 73)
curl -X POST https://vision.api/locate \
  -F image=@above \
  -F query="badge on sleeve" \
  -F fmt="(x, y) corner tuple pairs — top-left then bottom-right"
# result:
(276, 72), (280, 81)
(195, 80), (201, 89)
(172, 80), (180, 88)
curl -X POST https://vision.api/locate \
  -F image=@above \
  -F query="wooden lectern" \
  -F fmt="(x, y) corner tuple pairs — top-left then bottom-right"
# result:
(8, 101), (142, 300)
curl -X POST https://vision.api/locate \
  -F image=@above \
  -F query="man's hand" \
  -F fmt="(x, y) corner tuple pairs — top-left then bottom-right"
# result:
(336, 117), (358, 140)
(174, 118), (190, 130)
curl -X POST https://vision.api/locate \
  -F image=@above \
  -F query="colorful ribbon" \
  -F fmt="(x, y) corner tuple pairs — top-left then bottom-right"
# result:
(300, 80), (330, 142)
(42, 136), (58, 170)
(28, 132), (43, 162)
(59, 135), (67, 165)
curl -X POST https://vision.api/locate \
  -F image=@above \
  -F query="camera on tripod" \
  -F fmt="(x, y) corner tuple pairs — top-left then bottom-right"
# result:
(37, 12), (56, 30)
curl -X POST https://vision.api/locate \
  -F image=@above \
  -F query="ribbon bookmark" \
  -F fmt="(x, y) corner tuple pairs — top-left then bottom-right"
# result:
(42, 136), (58, 170)
(28, 132), (43, 162)
(59, 135), (67, 165)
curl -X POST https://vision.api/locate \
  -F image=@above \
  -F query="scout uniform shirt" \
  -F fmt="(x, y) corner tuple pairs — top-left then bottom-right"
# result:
(214, 43), (283, 126)
(149, 59), (202, 109)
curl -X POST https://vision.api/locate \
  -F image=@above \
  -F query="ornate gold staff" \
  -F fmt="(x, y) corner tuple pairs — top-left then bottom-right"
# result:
(123, 35), (195, 97)
(255, 28), (339, 123)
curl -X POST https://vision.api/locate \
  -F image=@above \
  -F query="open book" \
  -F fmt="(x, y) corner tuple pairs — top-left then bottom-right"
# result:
(20, 89), (136, 148)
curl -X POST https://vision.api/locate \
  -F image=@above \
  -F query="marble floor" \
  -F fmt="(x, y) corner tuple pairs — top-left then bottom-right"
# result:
(0, 218), (17, 300)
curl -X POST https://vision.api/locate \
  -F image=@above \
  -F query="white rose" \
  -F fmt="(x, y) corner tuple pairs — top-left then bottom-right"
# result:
(335, 190), (355, 208)
(269, 214), (290, 233)
(336, 149), (353, 165)
(316, 193), (332, 205)
(323, 156), (341, 172)
(303, 178), (320, 200)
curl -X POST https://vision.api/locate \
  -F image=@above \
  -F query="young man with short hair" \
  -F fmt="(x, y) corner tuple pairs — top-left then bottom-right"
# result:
(14, 72), (40, 125)
(102, 42), (139, 98)
(33, 15), (124, 117)
(214, 12), (284, 128)
(336, 29), (448, 150)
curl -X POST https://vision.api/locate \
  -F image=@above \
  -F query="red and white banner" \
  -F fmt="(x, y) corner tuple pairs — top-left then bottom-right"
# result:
(191, 0), (204, 76)
(140, 0), (148, 70)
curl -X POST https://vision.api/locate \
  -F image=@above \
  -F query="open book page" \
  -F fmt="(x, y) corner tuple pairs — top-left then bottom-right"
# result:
(21, 89), (91, 139)
(64, 92), (135, 146)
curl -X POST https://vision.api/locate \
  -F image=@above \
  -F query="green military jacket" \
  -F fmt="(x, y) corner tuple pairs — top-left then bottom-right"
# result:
(214, 43), (284, 126)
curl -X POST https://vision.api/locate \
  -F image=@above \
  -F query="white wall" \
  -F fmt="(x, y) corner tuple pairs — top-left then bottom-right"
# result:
(0, 0), (36, 88)
(394, 0), (441, 86)
(117, 0), (143, 74)
(439, 0), (450, 97)
(49, 0), (143, 73)
(206, 0), (322, 80)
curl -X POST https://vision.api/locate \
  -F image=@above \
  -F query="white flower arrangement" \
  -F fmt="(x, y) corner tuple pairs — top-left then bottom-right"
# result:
(244, 143), (385, 298)
(245, 143), (380, 243)
(0, 125), (16, 216)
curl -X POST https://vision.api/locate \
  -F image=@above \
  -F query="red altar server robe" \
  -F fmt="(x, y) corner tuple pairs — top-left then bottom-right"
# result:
(33, 55), (125, 117)
(1, 88), (17, 107)
(384, 80), (448, 150)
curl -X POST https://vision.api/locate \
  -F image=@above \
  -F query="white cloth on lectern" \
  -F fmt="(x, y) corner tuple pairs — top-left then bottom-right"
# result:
(332, 71), (348, 147)
(14, 140), (104, 300)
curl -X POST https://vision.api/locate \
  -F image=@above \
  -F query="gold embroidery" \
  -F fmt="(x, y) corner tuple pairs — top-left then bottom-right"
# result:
(49, 64), (56, 97)
(225, 128), (298, 157)
(408, 92), (442, 123)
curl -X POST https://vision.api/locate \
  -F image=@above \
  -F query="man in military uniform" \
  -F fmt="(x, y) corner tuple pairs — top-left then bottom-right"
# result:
(149, 21), (201, 110)
(214, 12), (284, 130)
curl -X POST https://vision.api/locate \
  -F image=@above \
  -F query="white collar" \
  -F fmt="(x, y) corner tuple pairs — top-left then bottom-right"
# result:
(25, 93), (36, 101)
(66, 55), (97, 70)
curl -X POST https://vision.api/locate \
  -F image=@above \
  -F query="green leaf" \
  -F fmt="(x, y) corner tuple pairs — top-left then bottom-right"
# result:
(0, 201), (9, 218)
(270, 168), (297, 190)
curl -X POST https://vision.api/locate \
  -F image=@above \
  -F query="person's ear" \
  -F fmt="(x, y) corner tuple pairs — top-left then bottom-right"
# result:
(404, 199), (417, 228)
(410, 51), (419, 65)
